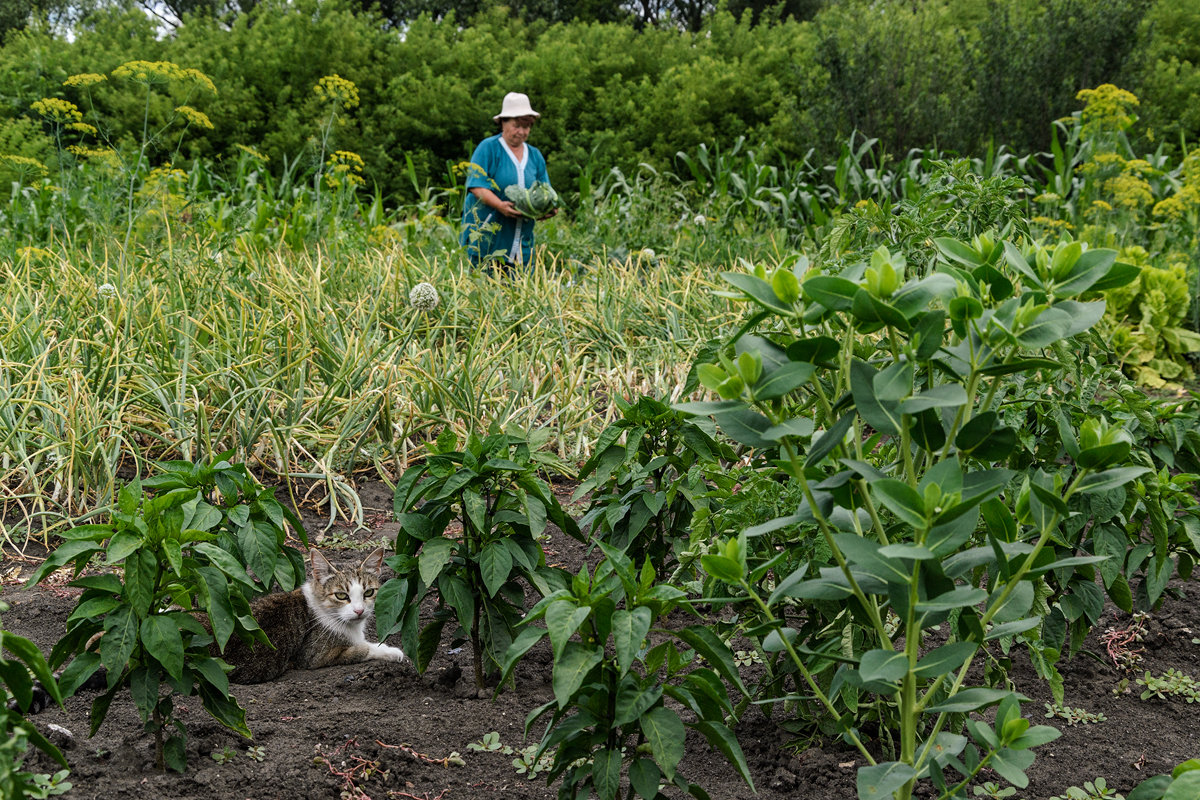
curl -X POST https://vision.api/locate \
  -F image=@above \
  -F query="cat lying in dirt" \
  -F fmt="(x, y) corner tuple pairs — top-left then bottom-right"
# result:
(11, 547), (405, 713)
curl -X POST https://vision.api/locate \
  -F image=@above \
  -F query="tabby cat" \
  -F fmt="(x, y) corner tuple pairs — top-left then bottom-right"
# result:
(220, 546), (406, 683)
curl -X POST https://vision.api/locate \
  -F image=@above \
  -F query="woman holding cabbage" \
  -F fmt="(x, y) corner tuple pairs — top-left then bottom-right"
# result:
(459, 92), (558, 268)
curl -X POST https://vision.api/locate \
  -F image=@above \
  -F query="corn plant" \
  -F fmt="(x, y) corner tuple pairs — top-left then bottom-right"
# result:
(680, 234), (1145, 798)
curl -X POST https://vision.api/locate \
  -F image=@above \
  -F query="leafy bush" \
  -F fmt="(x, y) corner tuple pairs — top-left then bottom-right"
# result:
(29, 455), (306, 772)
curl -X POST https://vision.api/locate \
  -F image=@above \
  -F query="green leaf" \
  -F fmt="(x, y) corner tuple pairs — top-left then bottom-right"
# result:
(674, 626), (747, 696)
(437, 573), (474, 632)
(56, 651), (102, 699)
(926, 687), (1019, 713)
(857, 761), (917, 799)
(545, 600), (590, 663)
(899, 384), (967, 414)
(417, 618), (446, 674)
(26, 540), (102, 585)
(989, 748), (1035, 788)
(692, 720), (755, 793)
(859, 649), (907, 684)
(418, 537), (455, 586)
(916, 586), (987, 612)
(1164, 773), (1200, 800)
(753, 362), (815, 401)
(194, 543), (256, 590)
(723, 271), (794, 314)
(239, 519), (278, 586)
(479, 540), (513, 597)
(803, 275), (859, 310)
(612, 607), (652, 676)
(641, 706), (686, 781)
(196, 566), (236, 651)
(872, 479), (927, 529)
(984, 617), (1041, 640)
(629, 758), (661, 799)
(914, 642), (978, 678)
(123, 548), (158, 619)
(615, 681), (663, 727)
(141, 616), (185, 681)
(1077, 467), (1149, 493)
(129, 666), (159, 722)
(851, 359), (899, 436)
(99, 606), (138, 681)
(806, 412), (855, 467)
(592, 748), (622, 800)
(552, 642), (604, 709)
(700, 554), (743, 584)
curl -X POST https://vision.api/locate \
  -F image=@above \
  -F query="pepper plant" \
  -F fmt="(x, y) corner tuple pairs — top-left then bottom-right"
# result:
(499, 544), (753, 800)
(575, 395), (733, 578)
(29, 455), (306, 772)
(1, 602), (69, 799)
(679, 235), (1146, 798)
(378, 427), (582, 688)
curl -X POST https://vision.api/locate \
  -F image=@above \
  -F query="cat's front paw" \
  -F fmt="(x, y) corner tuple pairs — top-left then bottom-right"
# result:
(370, 643), (406, 663)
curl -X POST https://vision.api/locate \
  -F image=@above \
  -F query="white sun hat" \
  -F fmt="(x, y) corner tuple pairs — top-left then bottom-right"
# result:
(493, 92), (541, 121)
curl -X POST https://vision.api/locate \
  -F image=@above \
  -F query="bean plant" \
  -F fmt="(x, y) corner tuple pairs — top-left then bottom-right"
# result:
(30, 455), (306, 772)
(681, 235), (1145, 797)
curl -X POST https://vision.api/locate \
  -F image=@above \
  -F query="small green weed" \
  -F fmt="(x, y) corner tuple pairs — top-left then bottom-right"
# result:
(1043, 702), (1107, 726)
(1048, 777), (1124, 800)
(211, 747), (236, 764)
(1137, 669), (1199, 702)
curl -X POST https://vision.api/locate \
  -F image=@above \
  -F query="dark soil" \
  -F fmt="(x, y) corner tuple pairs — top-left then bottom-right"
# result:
(3, 479), (1198, 800)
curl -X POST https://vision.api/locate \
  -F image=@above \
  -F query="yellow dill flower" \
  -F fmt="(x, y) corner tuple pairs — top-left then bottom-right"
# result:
(234, 143), (269, 161)
(66, 121), (97, 135)
(1077, 84), (1139, 135)
(16, 246), (53, 261)
(328, 150), (365, 171)
(64, 73), (107, 88)
(1031, 216), (1075, 231)
(1103, 173), (1153, 209)
(32, 97), (83, 123)
(854, 199), (871, 209)
(66, 144), (118, 162)
(369, 224), (401, 245)
(314, 74), (359, 110)
(1154, 195), (1187, 221)
(182, 68), (217, 95)
(0, 154), (48, 178)
(1123, 158), (1157, 176)
(1033, 192), (1061, 203)
(175, 105), (213, 129)
(112, 60), (185, 86)
(1090, 200), (1113, 212)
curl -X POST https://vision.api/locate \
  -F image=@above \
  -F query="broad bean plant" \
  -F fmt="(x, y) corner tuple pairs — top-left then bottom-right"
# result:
(682, 235), (1146, 798)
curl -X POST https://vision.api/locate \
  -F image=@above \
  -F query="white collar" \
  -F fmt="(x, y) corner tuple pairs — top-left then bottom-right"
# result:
(499, 136), (528, 171)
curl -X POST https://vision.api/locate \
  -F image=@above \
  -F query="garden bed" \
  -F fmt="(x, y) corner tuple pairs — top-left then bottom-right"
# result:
(2, 480), (1198, 800)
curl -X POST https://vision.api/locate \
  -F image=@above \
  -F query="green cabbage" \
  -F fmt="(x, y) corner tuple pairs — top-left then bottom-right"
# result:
(505, 181), (560, 218)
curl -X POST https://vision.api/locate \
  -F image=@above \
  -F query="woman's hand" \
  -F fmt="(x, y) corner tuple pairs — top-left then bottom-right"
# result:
(537, 208), (559, 221)
(495, 200), (521, 218)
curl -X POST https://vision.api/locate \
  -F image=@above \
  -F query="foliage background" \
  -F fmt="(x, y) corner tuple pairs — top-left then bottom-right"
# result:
(1, 0), (1199, 200)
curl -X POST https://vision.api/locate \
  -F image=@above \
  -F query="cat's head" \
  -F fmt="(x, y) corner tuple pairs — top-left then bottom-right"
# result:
(306, 547), (387, 625)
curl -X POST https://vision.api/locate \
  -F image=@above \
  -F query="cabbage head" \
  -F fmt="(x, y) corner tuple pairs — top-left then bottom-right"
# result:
(505, 181), (560, 218)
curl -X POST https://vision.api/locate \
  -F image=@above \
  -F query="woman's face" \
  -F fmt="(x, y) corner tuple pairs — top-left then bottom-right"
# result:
(501, 116), (535, 149)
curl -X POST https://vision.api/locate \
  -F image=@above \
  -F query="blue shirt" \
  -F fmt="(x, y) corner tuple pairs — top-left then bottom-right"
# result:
(459, 134), (550, 266)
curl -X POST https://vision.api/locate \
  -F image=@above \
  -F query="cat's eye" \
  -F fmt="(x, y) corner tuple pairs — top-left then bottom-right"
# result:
(334, 592), (349, 601)
(363, 588), (376, 598)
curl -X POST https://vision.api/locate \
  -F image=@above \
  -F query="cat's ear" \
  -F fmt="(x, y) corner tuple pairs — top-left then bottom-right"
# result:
(361, 547), (387, 577)
(309, 548), (337, 584)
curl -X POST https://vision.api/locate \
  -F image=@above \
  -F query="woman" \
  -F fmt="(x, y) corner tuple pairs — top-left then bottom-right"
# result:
(459, 92), (553, 268)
